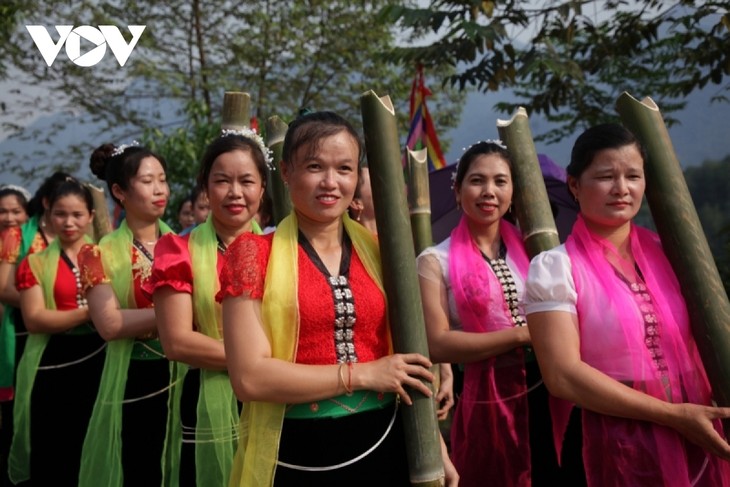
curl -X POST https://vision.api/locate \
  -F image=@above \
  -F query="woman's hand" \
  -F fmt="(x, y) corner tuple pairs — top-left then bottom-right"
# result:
(436, 363), (455, 420)
(440, 432), (459, 486)
(665, 403), (730, 461)
(355, 353), (434, 405)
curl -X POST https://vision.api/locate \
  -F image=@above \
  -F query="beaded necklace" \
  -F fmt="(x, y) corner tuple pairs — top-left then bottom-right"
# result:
(60, 250), (87, 308)
(480, 241), (526, 327)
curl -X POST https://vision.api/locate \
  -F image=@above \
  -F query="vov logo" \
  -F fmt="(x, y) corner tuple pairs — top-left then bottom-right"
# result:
(26, 25), (146, 67)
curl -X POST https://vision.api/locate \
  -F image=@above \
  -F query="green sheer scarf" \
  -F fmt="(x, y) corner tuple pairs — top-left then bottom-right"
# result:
(228, 213), (385, 487)
(0, 216), (41, 392)
(78, 219), (172, 487)
(8, 235), (93, 483)
(164, 216), (261, 487)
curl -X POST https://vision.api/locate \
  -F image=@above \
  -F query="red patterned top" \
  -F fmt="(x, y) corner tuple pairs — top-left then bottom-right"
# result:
(16, 256), (79, 310)
(217, 233), (389, 365)
(77, 243), (154, 309)
(0, 227), (46, 264)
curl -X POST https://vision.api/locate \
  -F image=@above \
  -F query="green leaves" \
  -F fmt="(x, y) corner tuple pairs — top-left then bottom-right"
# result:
(384, 0), (730, 142)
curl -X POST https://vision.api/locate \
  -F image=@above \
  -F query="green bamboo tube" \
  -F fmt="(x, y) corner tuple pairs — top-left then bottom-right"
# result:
(616, 92), (730, 406)
(221, 92), (250, 130)
(85, 183), (113, 241)
(265, 116), (291, 224)
(407, 148), (433, 255)
(497, 107), (560, 258)
(360, 90), (444, 487)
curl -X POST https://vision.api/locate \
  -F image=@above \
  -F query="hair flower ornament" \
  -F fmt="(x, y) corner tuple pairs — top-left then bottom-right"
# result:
(111, 140), (140, 158)
(221, 127), (275, 171)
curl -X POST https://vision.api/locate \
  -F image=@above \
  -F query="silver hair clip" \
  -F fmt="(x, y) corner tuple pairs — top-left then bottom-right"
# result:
(111, 141), (140, 158)
(220, 128), (275, 171)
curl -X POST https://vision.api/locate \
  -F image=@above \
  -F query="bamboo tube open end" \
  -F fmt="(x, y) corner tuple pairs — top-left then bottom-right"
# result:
(408, 148), (428, 165)
(361, 90), (396, 115)
(616, 91), (660, 113)
(265, 116), (288, 145)
(496, 106), (529, 128)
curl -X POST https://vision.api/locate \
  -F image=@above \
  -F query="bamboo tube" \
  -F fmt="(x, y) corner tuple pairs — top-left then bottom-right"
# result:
(265, 116), (291, 224)
(616, 92), (730, 406)
(497, 107), (560, 258)
(221, 92), (250, 130)
(360, 90), (444, 487)
(85, 183), (113, 240)
(407, 148), (433, 255)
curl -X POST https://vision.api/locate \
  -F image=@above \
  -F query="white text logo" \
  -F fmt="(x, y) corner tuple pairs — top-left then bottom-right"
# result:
(26, 25), (146, 67)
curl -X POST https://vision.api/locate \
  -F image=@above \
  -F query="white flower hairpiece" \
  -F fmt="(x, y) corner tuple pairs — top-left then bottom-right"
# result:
(0, 184), (32, 201)
(451, 139), (509, 189)
(221, 127), (275, 171)
(111, 140), (140, 158)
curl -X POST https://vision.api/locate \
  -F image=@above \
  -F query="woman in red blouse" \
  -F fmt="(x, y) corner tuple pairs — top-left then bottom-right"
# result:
(76, 143), (171, 486)
(8, 178), (104, 486)
(0, 173), (68, 486)
(218, 111), (444, 486)
(146, 130), (268, 485)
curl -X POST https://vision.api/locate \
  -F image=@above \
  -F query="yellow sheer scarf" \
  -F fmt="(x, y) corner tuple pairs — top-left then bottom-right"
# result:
(229, 213), (386, 487)
(79, 219), (172, 487)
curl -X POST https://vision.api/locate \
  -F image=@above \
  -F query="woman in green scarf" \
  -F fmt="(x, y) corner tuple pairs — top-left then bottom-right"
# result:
(146, 130), (268, 486)
(0, 172), (68, 485)
(9, 178), (103, 486)
(76, 142), (172, 486)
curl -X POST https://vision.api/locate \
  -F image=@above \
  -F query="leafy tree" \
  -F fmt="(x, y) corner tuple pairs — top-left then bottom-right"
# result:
(383, 1), (730, 143)
(1, 0), (465, 186)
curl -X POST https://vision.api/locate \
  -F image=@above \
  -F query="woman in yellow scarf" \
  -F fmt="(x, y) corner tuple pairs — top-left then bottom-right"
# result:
(146, 130), (268, 486)
(77, 142), (172, 486)
(218, 111), (436, 486)
(9, 178), (102, 486)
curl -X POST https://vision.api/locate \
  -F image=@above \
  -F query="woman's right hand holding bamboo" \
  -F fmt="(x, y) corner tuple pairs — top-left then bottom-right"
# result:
(354, 353), (434, 405)
(663, 403), (730, 461)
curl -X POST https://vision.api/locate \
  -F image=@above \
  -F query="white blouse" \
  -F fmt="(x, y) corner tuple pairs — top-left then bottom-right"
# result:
(417, 237), (526, 331)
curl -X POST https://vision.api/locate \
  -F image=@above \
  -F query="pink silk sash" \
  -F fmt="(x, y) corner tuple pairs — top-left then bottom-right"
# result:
(557, 215), (730, 486)
(449, 215), (532, 487)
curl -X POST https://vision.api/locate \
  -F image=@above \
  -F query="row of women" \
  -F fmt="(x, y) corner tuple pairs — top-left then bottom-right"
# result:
(0, 111), (729, 487)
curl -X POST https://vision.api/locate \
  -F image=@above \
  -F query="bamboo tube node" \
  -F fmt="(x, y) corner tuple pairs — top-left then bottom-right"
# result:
(265, 116), (291, 224)
(496, 107), (560, 258)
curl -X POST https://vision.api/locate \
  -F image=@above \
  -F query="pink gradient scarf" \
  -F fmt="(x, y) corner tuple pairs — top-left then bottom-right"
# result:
(557, 215), (730, 486)
(449, 215), (532, 487)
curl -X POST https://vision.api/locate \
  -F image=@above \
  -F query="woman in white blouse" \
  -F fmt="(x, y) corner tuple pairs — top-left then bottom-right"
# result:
(524, 123), (730, 487)
(418, 140), (563, 486)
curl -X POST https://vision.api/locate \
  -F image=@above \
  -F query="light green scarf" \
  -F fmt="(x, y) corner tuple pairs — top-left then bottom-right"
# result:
(0, 216), (41, 391)
(78, 219), (172, 487)
(164, 216), (262, 487)
(8, 235), (92, 484)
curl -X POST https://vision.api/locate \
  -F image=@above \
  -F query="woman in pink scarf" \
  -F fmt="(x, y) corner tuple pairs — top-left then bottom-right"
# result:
(525, 123), (730, 487)
(418, 141), (565, 486)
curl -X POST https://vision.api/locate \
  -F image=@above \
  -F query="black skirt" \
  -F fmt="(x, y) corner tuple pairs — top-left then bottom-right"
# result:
(29, 332), (105, 487)
(274, 401), (410, 486)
